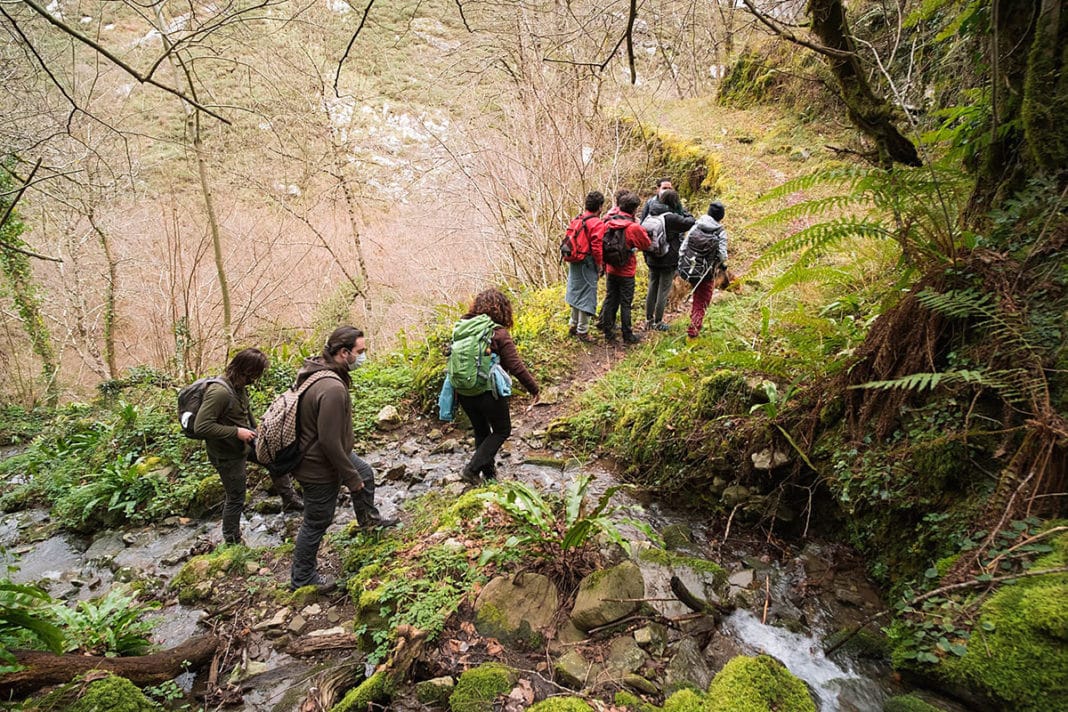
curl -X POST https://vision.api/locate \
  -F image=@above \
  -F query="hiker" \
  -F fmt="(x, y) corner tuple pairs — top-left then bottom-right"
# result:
(640, 177), (682, 221)
(602, 187), (631, 221)
(289, 326), (397, 593)
(596, 191), (652, 344)
(681, 200), (730, 339)
(564, 191), (605, 342)
(642, 189), (696, 331)
(193, 348), (304, 546)
(455, 288), (539, 484)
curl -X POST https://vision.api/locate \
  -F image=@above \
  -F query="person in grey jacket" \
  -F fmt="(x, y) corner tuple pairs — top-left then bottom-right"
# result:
(684, 201), (730, 338)
(194, 348), (303, 546)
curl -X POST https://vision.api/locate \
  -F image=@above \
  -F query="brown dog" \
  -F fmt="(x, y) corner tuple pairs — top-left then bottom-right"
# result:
(666, 268), (733, 313)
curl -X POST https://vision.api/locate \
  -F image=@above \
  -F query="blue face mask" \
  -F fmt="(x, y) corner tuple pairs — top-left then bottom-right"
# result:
(348, 352), (367, 370)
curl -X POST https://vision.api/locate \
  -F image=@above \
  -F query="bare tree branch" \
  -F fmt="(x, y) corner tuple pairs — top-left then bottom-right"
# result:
(334, 0), (376, 97)
(0, 158), (62, 262)
(740, 0), (854, 59)
(18, 0), (232, 124)
(624, 0), (637, 83)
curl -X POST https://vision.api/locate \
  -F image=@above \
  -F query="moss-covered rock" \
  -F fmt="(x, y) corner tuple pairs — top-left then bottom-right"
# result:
(615, 690), (658, 712)
(527, 697), (595, 712)
(474, 573), (558, 649)
(68, 675), (160, 712)
(882, 694), (945, 712)
(906, 531), (1068, 711)
(571, 561), (645, 632)
(662, 688), (708, 712)
(705, 655), (816, 712)
(415, 676), (455, 706)
(331, 670), (393, 712)
(448, 663), (517, 712)
(172, 545), (255, 605)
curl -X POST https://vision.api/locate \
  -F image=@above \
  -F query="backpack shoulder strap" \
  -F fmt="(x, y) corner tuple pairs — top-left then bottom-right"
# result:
(293, 370), (341, 396)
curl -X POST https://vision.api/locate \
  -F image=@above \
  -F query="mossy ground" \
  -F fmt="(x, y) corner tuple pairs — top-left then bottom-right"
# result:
(448, 663), (518, 712)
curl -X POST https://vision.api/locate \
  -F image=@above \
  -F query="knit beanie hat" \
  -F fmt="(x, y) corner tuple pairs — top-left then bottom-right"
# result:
(707, 201), (725, 221)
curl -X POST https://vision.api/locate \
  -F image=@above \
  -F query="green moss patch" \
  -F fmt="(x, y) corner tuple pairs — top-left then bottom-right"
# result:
(448, 663), (517, 712)
(706, 655), (816, 712)
(528, 697), (595, 712)
(68, 674), (160, 712)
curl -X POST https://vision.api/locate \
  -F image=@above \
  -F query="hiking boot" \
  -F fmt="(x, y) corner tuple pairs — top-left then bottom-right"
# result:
(653, 322), (670, 332)
(281, 495), (305, 513)
(359, 515), (400, 531)
(461, 468), (481, 485)
(568, 325), (577, 336)
(576, 331), (594, 343)
(603, 331), (617, 343)
(623, 333), (642, 345)
(290, 573), (338, 594)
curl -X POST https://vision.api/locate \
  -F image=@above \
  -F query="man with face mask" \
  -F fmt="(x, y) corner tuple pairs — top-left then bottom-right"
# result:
(289, 325), (398, 593)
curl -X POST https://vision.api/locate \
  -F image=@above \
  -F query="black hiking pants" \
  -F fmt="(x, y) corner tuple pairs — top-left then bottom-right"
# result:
(457, 391), (512, 479)
(599, 274), (636, 337)
(290, 480), (340, 588)
(208, 454), (246, 544)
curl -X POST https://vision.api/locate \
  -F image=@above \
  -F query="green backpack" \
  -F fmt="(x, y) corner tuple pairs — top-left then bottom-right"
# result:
(447, 314), (498, 396)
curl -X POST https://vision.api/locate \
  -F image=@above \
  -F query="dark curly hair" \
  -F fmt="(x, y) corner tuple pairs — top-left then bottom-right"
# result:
(226, 348), (268, 389)
(467, 288), (514, 328)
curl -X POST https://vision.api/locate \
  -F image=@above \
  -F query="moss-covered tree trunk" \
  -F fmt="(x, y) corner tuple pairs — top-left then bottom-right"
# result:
(0, 173), (59, 407)
(806, 0), (922, 167)
(967, 0), (1067, 222)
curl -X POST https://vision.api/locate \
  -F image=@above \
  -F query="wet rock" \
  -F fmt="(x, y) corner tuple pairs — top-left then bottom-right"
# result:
(431, 438), (459, 454)
(703, 632), (747, 672)
(384, 464), (407, 482)
(546, 420), (570, 440)
(549, 620), (587, 654)
(287, 614), (307, 635)
(114, 565), (138, 583)
(399, 440), (421, 456)
(85, 531), (126, 564)
(661, 524), (694, 551)
(729, 569), (755, 593)
(571, 561), (644, 632)
(474, 573), (558, 648)
(637, 548), (727, 619)
(751, 448), (790, 471)
(634, 623), (668, 657)
(623, 673), (659, 695)
(833, 584), (866, 608)
(253, 607), (291, 631)
(665, 638), (713, 695)
(721, 485), (752, 508)
(554, 650), (600, 689)
(603, 636), (648, 678)
(416, 676), (454, 705)
(375, 405), (402, 431)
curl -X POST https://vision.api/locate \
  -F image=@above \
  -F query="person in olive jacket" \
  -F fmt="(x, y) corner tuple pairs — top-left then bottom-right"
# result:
(458, 288), (540, 484)
(289, 326), (397, 593)
(194, 348), (303, 546)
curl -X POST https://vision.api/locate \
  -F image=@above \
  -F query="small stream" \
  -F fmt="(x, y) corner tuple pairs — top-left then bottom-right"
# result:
(1, 431), (909, 710)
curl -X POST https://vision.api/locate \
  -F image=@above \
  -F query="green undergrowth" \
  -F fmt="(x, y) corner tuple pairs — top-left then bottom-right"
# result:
(888, 526), (1068, 711)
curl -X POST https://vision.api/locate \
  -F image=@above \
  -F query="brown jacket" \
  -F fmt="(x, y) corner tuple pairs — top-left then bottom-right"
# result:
(193, 378), (253, 461)
(490, 327), (538, 396)
(291, 357), (359, 485)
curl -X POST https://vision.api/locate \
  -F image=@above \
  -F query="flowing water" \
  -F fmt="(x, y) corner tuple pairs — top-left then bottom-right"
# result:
(0, 437), (908, 710)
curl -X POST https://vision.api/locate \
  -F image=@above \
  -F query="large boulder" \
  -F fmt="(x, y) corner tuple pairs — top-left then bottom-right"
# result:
(706, 655), (816, 711)
(474, 573), (559, 648)
(375, 405), (403, 431)
(665, 637), (714, 696)
(570, 561), (645, 632)
(637, 547), (728, 619)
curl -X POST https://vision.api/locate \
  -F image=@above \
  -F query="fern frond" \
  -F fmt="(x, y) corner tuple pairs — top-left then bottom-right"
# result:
(756, 166), (867, 203)
(916, 288), (994, 319)
(854, 369), (992, 392)
(753, 218), (888, 272)
(769, 265), (849, 294)
(749, 194), (865, 229)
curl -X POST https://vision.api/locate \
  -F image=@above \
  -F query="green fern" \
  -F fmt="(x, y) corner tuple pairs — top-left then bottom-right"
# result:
(751, 164), (970, 288)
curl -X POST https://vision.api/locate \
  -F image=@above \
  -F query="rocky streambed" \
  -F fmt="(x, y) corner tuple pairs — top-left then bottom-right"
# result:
(0, 422), (960, 711)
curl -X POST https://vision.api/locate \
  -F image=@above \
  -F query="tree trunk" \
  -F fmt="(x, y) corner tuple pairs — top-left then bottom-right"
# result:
(0, 635), (218, 698)
(154, 4), (233, 354)
(807, 0), (921, 167)
(87, 209), (118, 378)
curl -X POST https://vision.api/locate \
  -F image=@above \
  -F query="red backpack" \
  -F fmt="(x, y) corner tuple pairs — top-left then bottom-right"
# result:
(560, 214), (595, 263)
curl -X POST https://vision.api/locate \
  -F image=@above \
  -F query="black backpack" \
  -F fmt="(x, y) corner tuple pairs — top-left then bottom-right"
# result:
(601, 222), (630, 268)
(177, 377), (234, 439)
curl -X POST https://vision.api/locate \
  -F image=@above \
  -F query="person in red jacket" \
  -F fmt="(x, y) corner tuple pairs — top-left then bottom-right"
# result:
(564, 191), (605, 343)
(596, 191), (652, 344)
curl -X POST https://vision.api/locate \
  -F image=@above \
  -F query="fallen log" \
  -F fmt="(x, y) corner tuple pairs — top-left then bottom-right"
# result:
(0, 634), (219, 698)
